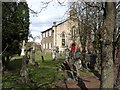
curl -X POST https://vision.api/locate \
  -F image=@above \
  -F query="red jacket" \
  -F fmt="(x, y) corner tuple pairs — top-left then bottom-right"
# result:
(71, 45), (76, 52)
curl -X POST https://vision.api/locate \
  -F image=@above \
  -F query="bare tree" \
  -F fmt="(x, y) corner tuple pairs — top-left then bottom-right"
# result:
(76, 1), (118, 88)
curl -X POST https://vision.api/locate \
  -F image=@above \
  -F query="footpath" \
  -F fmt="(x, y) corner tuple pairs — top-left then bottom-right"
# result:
(55, 71), (100, 90)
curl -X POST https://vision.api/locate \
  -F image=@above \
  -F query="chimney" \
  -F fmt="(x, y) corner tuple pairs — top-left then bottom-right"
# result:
(53, 22), (56, 27)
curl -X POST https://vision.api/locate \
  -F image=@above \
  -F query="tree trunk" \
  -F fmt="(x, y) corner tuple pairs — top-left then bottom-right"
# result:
(114, 48), (120, 88)
(115, 64), (120, 88)
(5, 56), (10, 70)
(2, 56), (10, 71)
(20, 55), (29, 83)
(2, 56), (5, 73)
(100, 2), (116, 88)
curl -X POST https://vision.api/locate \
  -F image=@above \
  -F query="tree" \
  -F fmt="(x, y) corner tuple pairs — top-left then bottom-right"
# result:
(113, 2), (120, 88)
(98, 2), (116, 88)
(75, 1), (119, 88)
(2, 1), (30, 71)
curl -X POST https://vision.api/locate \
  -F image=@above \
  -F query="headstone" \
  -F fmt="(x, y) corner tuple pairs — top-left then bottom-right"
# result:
(52, 50), (56, 60)
(65, 47), (70, 61)
(75, 59), (82, 70)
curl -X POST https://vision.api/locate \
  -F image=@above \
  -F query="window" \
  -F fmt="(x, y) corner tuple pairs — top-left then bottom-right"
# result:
(46, 31), (48, 37)
(49, 43), (52, 49)
(49, 43), (51, 49)
(46, 43), (48, 49)
(71, 26), (76, 39)
(48, 43), (49, 49)
(43, 44), (45, 49)
(51, 43), (52, 48)
(61, 32), (65, 46)
(43, 33), (45, 38)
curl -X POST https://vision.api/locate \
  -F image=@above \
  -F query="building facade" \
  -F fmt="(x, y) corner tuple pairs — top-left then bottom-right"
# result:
(41, 28), (53, 52)
(41, 18), (82, 53)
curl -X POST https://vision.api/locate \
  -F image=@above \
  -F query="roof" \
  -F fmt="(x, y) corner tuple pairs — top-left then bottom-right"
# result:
(41, 27), (52, 33)
(41, 19), (69, 33)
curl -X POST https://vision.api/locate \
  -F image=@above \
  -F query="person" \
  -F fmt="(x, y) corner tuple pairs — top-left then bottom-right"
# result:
(88, 53), (97, 70)
(74, 47), (82, 70)
(70, 43), (76, 52)
(69, 50), (73, 62)
(70, 42), (77, 63)
(81, 49), (87, 69)
(75, 47), (81, 60)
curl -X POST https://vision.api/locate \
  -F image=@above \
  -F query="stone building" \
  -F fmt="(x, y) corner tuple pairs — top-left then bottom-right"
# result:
(41, 27), (53, 52)
(41, 18), (82, 53)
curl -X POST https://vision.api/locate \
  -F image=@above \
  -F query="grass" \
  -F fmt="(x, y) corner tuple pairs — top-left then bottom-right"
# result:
(79, 70), (92, 77)
(2, 53), (93, 89)
(2, 53), (66, 89)
(29, 53), (66, 88)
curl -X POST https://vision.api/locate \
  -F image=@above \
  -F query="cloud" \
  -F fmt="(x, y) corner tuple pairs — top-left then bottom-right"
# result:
(27, 0), (68, 42)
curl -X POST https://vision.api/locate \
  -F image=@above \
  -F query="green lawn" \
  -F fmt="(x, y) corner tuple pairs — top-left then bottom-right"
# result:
(2, 53), (66, 89)
(2, 53), (93, 89)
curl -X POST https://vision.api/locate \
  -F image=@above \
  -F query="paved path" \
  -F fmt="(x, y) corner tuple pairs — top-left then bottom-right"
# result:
(55, 74), (100, 89)
(82, 74), (100, 89)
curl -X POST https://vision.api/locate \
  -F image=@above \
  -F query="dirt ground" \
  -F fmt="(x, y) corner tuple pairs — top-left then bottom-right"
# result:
(55, 72), (100, 90)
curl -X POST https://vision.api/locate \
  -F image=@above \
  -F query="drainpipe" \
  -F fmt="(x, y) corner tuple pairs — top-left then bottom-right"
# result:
(53, 22), (57, 49)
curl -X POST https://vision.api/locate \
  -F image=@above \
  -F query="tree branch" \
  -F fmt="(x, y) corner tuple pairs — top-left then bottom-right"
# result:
(115, 33), (120, 45)
(0, 44), (8, 56)
(85, 2), (101, 8)
(29, 0), (67, 14)
(56, 0), (66, 6)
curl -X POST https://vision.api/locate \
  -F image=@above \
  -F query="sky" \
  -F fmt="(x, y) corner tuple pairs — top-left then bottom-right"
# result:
(26, 0), (69, 43)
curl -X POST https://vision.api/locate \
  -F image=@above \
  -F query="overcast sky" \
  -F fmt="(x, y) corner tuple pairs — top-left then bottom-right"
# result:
(26, 0), (69, 42)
